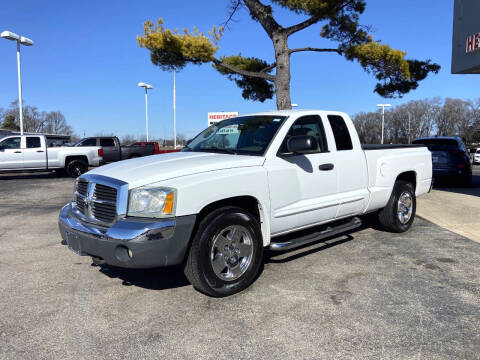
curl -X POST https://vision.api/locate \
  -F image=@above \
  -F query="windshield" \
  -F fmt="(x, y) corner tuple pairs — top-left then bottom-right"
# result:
(184, 115), (287, 156)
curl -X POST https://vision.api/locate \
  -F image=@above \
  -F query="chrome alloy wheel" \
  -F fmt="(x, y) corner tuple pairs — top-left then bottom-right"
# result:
(397, 191), (413, 224)
(210, 225), (254, 281)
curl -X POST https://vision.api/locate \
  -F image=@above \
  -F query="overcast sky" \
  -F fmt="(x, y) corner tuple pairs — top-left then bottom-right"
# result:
(1, 0), (478, 139)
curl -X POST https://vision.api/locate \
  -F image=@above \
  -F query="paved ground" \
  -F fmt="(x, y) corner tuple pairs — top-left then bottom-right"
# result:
(1, 173), (480, 360)
(417, 165), (480, 243)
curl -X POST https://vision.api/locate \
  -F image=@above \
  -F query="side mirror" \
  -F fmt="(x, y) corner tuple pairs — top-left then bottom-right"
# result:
(287, 135), (318, 154)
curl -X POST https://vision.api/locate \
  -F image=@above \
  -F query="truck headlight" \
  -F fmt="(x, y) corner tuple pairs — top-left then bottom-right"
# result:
(127, 187), (176, 218)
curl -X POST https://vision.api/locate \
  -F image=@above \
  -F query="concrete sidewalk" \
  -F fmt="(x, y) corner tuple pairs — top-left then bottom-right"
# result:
(417, 165), (480, 243)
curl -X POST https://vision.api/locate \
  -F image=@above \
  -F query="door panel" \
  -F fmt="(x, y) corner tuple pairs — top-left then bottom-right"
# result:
(267, 152), (338, 235)
(23, 136), (47, 169)
(0, 137), (23, 169)
(266, 115), (339, 236)
(100, 138), (120, 162)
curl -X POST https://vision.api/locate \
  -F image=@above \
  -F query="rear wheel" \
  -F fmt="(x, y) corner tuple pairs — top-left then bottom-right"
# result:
(378, 180), (416, 233)
(65, 159), (88, 178)
(184, 206), (263, 297)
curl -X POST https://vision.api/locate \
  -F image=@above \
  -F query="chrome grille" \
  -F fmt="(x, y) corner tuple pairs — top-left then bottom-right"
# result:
(94, 184), (117, 202)
(77, 180), (88, 196)
(74, 180), (118, 225)
(92, 202), (116, 223)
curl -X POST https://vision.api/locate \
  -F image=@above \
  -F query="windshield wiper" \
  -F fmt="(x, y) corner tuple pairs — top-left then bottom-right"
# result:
(198, 146), (237, 155)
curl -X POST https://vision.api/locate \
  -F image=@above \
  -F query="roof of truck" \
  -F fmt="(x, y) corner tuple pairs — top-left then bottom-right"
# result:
(239, 109), (349, 117)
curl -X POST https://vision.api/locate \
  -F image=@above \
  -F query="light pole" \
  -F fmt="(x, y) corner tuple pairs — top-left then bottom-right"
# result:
(138, 82), (153, 141)
(1, 31), (34, 136)
(173, 70), (176, 149)
(377, 104), (392, 144)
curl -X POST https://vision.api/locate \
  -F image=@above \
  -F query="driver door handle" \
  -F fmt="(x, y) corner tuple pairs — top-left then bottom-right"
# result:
(36, 150), (44, 153)
(14, 151), (22, 154)
(319, 163), (334, 171)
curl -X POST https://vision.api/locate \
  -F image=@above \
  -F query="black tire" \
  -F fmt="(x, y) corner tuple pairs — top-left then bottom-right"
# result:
(65, 159), (88, 178)
(184, 206), (263, 297)
(377, 180), (416, 233)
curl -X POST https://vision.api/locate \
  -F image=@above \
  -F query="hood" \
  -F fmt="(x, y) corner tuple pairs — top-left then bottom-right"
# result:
(87, 151), (265, 188)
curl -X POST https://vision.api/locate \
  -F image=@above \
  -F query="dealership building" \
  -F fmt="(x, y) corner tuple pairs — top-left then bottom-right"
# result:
(452, 0), (480, 74)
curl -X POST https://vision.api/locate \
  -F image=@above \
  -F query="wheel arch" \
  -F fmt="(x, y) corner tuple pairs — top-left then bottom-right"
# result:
(395, 170), (417, 190)
(193, 195), (270, 247)
(64, 155), (88, 167)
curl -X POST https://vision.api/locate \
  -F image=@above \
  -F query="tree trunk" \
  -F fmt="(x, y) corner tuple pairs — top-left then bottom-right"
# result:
(273, 34), (291, 110)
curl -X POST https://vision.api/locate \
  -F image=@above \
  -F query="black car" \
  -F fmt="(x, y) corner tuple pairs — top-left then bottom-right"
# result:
(412, 136), (472, 186)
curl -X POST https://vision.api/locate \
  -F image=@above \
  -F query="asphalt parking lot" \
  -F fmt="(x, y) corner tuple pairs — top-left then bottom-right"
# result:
(1, 173), (479, 359)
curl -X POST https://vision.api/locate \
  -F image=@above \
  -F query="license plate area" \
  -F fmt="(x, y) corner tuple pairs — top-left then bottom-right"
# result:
(65, 231), (82, 255)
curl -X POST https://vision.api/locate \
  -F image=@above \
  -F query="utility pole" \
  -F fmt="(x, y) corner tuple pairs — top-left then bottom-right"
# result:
(408, 113), (411, 144)
(377, 104), (392, 144)
(173, 70), (177, 149)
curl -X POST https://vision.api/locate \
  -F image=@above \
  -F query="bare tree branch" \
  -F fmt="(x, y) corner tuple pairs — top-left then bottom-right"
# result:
(289, 47), (342, 55)
(213, 58), (275, 81)
(260, 63), (276, 72)
(242, 0), (282, 37)
(284, 15), (322, 36)
(223, 0), (243, 29)
(283, 0), (357, 36)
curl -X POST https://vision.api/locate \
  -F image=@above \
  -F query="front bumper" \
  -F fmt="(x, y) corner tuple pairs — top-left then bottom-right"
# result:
(59, 203), (196, 268)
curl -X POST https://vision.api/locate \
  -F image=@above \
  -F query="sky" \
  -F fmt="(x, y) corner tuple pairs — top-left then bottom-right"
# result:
(0, 0), (478, 140)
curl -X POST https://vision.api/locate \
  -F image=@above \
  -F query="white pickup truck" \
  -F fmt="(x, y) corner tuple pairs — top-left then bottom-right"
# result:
(59, 110), (432, 296)
(0, 134), (103, 177)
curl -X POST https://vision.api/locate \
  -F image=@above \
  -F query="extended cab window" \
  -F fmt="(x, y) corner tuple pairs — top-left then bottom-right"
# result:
(26, 137), (41, 148)
(78, 138), (97, 147)
(100, 138), (115, 147)
(0, 137), (21, 150)
(279, 115), (328, 154)
(327, 115), (353, 151)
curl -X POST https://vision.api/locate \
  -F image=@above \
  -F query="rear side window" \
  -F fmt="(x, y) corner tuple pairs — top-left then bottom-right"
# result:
(79, 138), (97, 147)
(100, 138), (115, 147)
(327, 115), (353, 151)
(26, 137), (41, 148)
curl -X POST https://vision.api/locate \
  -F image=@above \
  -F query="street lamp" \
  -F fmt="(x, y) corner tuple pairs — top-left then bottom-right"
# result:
(377, 103), (392, 144)
(1, 30), (34, 136)
(138, 82), (153, 141)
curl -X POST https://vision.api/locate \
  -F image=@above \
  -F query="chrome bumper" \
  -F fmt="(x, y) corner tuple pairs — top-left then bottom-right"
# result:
(58, 203), (196, 268)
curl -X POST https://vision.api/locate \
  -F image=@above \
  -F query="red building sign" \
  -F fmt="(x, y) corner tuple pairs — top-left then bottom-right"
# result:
(466, 32), (480, 53)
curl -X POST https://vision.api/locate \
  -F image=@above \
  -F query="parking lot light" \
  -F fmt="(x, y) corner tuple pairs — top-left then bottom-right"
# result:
(138, 82), (153, 141)
(1, 30), (34, 136)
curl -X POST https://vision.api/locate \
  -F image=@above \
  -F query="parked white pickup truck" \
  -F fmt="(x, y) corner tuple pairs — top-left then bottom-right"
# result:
(59, 110), (432, 296)
(0, 134), (103, 177)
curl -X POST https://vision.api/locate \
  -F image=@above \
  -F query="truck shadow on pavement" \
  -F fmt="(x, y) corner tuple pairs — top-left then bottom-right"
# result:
(0, 172), (61, 180)
(93, 217), (378, 292)
(94, 264), (190, 290)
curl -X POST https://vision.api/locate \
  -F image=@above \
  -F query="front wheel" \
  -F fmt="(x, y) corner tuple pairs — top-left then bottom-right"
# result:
(377, 180), (416, 233)
(184, 206), (263, 297)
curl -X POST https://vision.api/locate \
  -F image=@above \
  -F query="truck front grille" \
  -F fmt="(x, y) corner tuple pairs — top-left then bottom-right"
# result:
(74, 181), (118, 225)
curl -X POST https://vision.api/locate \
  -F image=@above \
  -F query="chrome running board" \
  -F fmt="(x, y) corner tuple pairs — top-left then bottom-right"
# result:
(268, 217), (362, 251)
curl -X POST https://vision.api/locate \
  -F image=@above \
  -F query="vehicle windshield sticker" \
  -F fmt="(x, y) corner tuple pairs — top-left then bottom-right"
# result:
(217, 125), (239, 135)
(273, 118), (283, 122)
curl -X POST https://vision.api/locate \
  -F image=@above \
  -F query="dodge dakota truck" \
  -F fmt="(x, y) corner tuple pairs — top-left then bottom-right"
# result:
(0, 134), (103, 177)
(59, 110), (432, 297)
